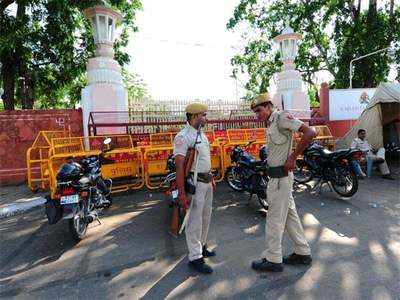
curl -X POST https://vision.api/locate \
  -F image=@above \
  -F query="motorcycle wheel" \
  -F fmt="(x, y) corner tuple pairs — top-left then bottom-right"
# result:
(226, 167), (244, 191)
(294, 159), (313, 184)
(68, 203), (88, 242)
(331, 169), (358, 197)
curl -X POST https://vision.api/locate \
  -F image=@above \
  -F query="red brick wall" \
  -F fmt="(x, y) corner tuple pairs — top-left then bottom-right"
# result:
(327, 120), (358, 138)
(0, 109), (83, 185)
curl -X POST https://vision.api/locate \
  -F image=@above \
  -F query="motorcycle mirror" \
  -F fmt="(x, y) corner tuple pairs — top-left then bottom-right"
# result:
(103, 138), (112, 145)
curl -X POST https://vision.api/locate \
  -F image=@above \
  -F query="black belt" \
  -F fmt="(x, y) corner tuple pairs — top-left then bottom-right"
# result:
(190, 172), (213, 183)
(268, 166), (288, 178)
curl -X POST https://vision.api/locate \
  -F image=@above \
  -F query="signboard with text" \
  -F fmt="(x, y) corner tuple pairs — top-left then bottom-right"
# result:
(329, 88), (376, 121)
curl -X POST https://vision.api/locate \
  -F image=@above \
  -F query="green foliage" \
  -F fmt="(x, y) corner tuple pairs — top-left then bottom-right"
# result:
(122, 69), (150, 104)
(307, 85), (319, 107)
(0, 0), (142, 110)
(227, 0), (399, 95)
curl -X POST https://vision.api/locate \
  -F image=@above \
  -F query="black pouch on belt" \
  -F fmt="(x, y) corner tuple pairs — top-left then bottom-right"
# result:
(185, 174), (196, 195)
(268, 166), (288, 178)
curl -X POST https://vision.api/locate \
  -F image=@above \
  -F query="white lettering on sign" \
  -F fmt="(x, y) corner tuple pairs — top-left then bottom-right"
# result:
(329, 89), (376, 121)
(55, 117), (65, 127)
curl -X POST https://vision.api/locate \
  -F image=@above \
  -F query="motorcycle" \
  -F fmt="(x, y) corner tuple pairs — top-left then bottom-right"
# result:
(225, 142), (269, 210)
(45, 138), (113, 241)
(294, 142), (363, 197)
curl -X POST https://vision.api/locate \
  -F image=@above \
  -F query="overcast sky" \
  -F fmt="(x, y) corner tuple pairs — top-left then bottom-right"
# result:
(126, 0), (246, 101)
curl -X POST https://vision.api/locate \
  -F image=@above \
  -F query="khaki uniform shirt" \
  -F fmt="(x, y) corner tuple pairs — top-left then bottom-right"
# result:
(173, 123), (211, 173)
(266, 110), (304, 167)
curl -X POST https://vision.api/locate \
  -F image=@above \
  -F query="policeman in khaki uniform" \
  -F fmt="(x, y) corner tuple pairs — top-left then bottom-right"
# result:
(250, 93), (316, 272)
(173, 102), (216, 274)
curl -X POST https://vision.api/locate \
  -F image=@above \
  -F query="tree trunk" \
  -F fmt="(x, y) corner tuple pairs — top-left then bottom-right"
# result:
(16, 0), (34, 109)
(0, 52), (16, 110)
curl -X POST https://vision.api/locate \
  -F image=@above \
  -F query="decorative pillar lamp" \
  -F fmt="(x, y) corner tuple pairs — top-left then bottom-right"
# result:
(81, 3), (127, 137)
(271, 26), (311, 118)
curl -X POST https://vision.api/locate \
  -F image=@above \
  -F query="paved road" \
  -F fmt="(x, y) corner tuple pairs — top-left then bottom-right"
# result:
(0, 171), (399, 299)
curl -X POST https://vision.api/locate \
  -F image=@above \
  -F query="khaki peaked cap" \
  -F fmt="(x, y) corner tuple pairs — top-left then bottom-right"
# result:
(185, 103), (208, 114)
(250, 93), (271, 109)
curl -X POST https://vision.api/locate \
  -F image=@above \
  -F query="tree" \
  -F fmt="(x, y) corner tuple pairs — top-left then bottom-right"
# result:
(227, 0), (399, 97)
(0, 0), (142, 110)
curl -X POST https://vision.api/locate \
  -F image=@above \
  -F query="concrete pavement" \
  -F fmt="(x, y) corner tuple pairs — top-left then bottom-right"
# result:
(0, 166), (399, 299)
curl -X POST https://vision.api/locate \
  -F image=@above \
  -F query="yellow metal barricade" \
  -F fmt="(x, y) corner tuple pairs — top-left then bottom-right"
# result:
(144, 146), (173, 190)
(222, 128), (266, 170)
(312, 125), (336, 150)
(210, 144), (224, 182)
(150, 133), (174, 147)
(100, 148), (145, 193)
(48, 135), (144, 195)
(292, 125), (336, 150)
(27, 130), (67, 191)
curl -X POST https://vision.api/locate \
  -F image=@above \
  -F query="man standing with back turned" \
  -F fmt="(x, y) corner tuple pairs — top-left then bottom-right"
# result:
(250, 93), (316, 272)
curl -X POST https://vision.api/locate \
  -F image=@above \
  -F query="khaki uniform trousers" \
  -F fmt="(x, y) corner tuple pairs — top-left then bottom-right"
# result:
(186, 181), (213, 261)
(263, 172), (311, 263)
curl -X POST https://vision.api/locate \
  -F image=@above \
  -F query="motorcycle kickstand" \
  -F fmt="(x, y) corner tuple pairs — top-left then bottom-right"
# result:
(311, 179), (322, 194)
(92, 211), (102, 225)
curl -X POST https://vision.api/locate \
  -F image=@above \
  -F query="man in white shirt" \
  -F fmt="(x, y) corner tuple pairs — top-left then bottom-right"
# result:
(351, 129), (394, 180)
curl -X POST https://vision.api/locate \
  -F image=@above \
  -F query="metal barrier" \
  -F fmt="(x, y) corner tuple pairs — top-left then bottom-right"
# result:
(210, 144), (224, 182)
(293, 125), (336, 150)
(27, 131), (67, 191)
(221, 128), (266, 170)
(150, 132), (175, 147)
(28, 129), (270, 194)
(143, 146), (173, 190)
(47, 135), (144, 196)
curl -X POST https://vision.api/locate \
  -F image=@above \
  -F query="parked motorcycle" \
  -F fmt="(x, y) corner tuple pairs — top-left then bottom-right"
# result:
(294, 142), (363, 197)
(45, 138), (113, 241)
(225, 142), (269, 209)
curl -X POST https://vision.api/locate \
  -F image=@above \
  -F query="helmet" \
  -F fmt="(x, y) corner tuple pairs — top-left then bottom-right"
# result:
(57, 162), (83, 181)
(231, 146), (244, 162)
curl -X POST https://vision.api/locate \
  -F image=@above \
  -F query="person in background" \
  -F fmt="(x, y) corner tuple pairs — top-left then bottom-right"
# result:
(350, 129), (394, 180)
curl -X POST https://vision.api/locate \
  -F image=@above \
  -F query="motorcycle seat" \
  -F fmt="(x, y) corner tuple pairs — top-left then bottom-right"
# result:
(321, 148), (349, 158)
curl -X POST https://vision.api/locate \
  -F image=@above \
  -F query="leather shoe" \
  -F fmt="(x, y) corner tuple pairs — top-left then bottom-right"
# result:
(188, 258), (213, 274)
(251, 258), (283, 272)
(382, 174), (395, 180)
(202, 245), (216, 257)
(283, 253), (312, 265)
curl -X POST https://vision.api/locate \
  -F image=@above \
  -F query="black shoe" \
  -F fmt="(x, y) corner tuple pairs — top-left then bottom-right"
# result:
(188, 258), (213, 274)
(202, 245), (216, 257)
(251, 258), (283, 272)
(382, 174), (395, 180)
(283, 253), (312, 265)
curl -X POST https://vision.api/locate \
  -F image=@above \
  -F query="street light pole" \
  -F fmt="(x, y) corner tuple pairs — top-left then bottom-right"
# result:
(349, 47), (392, 89)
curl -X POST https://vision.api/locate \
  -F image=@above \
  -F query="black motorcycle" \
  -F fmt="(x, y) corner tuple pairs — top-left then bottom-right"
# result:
(45, 138), (113, 241)
(225, 143), (269, 210)
(294, 142), (363, 197)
